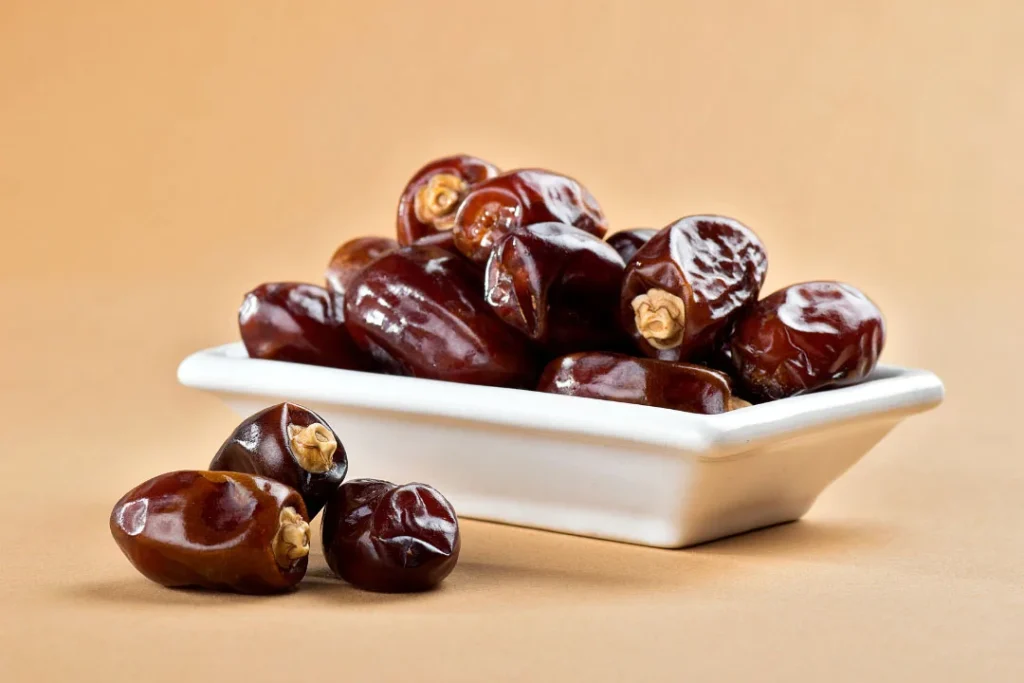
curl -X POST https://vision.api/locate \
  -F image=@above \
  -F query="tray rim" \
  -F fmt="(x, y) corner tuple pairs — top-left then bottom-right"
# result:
(178, 342), (945, 457)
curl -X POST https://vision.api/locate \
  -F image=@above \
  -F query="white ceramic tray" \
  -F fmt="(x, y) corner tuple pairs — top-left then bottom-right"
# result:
(178, 343), (944, 548)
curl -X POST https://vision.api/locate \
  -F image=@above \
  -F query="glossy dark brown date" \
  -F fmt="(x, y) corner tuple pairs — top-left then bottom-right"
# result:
(110, 471), (310, 594)
(485, 222), (627, 355)
(537, 352), (746, 414)
(239, 282), (371, 370)
(606, 228), (656, 263)
(396, 155), (500, 244)
(452, 169), (609, 263)
(210, 403), (346, 519)
(322, 479), (460, 593)
(325, 236), (398, 299)
(621, 215), (768, 362)
(727, 281), (885, 401)
(344, 245), (538, 387)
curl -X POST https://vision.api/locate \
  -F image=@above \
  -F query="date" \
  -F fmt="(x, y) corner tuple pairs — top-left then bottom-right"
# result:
(344, 245), (538, 387)
(452, 169), (609, 263)
(727, 281), (885, 401)
(537, 352), (746, 414)
(606, 228), (656, 263)
(396, 154), (500, 244)
(322, 479), (460, 592)
(325, 236), (398, 299)
(210, 402), (346, 519)
(110, 471), (310, 594)
(485, 222), (627, 355)
(239, 282), (371, 370)
(621, 215), (767, 362)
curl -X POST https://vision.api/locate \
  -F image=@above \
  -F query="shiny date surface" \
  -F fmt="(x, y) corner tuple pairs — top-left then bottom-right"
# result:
(210, 403), (346, 519)
(485, 222), (627, 355)
(537, 351), (742, 414)
(325, 236), (398, 299)
(396, 154), (500, 244)
(321, 479), (460, 593)
(621, 215), (768, 362)
(344, 245), (538, 387)
(727, 281), (885, 401)
(452, 169), (608, 263)
(110, 471), (311, 594)
(239, 282), (371, 370)
(412, 230), (485, 274)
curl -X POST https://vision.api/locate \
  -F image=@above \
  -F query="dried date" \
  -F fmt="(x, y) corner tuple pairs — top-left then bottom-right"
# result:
(396, 155), (500, 244)
(344, 245), (538, 387)
(727, 281), (885, 401)
(110, 471), (310, 594)
(239, 283), (371, 370)
(485, 222), (627, 355)
(321, 479), (460, 592)
(210, 402), (346, 519)
(537, 352), (746, 414)
(621, 216), (767, 362)
(452, 169), (608, 263)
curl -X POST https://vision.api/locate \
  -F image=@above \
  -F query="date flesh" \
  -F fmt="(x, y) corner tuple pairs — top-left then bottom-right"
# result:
(239, 282), (371, 370)
(621, 215), (768, 362)
(210, 402), (346, 519)
(485, 222), (627, 355)
(537, 352), (743, 414)
(322, 479), (460, 592)
(452, 169), (609, 263)
(110, 471), (310, 594)
(344, 245), (538, 387)
(727, 281), (885, 401)
(396, 154), (500, 244)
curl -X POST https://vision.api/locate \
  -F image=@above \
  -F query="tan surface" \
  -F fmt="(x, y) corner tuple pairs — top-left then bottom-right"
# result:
(1, 1), (1022, 681)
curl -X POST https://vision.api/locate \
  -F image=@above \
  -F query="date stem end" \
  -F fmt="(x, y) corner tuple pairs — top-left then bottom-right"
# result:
(272, 506), (310, 570)
(632, 288), (686, 350)
(287, 422), (337, 474)
(414, 173), (467, 229)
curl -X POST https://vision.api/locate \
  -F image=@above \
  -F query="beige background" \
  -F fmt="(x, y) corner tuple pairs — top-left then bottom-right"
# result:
(1, 1), (1022, 681)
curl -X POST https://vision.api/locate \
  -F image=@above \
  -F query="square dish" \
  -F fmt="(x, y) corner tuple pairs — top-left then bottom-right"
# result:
(178, 342), (944, 548)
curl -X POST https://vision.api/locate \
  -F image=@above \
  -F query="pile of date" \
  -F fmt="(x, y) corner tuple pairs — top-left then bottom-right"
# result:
(111, 155), (885, 595)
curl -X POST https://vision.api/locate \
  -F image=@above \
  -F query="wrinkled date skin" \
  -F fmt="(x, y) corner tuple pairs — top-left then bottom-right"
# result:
(452, 169), (609, 264)
(606, 228), (656, 263)
(396, 154), (500, 244)
(210, 403), (347, 519)
(344, 245), (538, 387)
(325, 236), (398, 299)
(728, 281), (885, 402)
(239, 283), (371, 370)
(485, 222), (627, 356)
(110, 471), (311, 594)
(537, 352), (745, 414)
(322, 479), (460, 593)
(621, 215), (768, 362)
